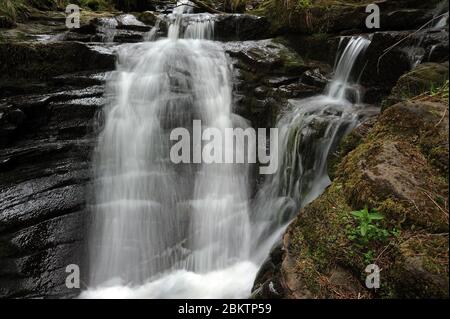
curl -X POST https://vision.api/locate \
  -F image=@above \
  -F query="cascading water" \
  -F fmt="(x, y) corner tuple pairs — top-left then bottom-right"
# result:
(82, 5), (377, 296)
(84, 9), (256, 298)
(251, 36), (378, 263)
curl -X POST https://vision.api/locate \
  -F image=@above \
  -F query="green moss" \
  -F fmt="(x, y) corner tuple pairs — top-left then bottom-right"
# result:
(389, 235), (449, 298)
(278, 47), (305, 73)
(254, 0), (375, 34)
(0, 0), (29, 22)
(383, 63), (449, 110)
(285, 87), (448, 297)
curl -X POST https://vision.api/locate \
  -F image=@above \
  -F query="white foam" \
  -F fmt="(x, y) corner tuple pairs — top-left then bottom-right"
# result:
(80, 261), (258, 299)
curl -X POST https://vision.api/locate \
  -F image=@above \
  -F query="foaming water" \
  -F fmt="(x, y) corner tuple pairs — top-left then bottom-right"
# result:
(87, 11), (253, 297)
(81, 261), (258, 299)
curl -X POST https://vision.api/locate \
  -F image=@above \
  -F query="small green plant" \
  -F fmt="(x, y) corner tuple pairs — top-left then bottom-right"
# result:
(347, 207), (390, 246)
(430, 80), (449, 99)
(363, 249), (375, 264)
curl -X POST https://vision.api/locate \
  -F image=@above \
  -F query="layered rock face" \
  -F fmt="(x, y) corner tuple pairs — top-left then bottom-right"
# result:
(0, 40), (115, 297)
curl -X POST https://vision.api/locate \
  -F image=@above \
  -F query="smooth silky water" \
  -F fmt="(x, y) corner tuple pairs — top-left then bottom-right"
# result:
(81, 8), (377, 298)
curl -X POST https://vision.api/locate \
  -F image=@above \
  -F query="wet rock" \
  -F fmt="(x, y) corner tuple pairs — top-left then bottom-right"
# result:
(300, 68), (328, 88)
(114, 0), (157, 12)
(215, 14), (272, 41)
(225, 39), (307, 73)
(226, 39), (331, 128)
(66, 13), (153, 43)
(274, 82), (321, 99)
(253, 86), (268, 99)
(284, 34), (339, 65)
(382, 9), (430, 30)
(382, 62), (449, 109)
(359, 31), (420, 103)
(0, 42), (115, 81)
(112, 29), (146, 43)
(0, 15), (16, 29)
(266, 76), (299, 87)
(138, 11), (160, 26)
(251, 240), (285, 299)
(115, 14), (151, 32)
(427, 41), (449, 63)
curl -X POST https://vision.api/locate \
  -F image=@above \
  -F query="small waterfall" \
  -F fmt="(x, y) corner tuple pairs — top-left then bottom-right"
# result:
(85, 10), (254, 298)
(327, 37), (371, 102)
(96, 17), (118, 43)
(251, 36), (377, 263)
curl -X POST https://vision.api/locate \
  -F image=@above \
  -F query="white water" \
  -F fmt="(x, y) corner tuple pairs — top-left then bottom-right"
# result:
(85, 9), (254, 298)
(83, 10), (376, 297)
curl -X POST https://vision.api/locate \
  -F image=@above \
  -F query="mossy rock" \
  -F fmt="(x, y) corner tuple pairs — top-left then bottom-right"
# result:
(328, 117), (377, 180)
(382, 62), (449, 110)
(389, 234), (449, 298)
(274, 93), (448, 298)
(339, 99), (448, 232)
(281, 183), (373, 298)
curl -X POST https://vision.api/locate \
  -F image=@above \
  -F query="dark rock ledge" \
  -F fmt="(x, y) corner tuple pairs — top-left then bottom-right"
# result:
(0, 40), (114, 298)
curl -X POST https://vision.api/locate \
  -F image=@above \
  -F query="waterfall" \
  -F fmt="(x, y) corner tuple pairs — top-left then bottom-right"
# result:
(85, 10), (256, 298)
(82, 10), (376, 296)
(327, 37), (371, 102)
(250, 36), (378, 263)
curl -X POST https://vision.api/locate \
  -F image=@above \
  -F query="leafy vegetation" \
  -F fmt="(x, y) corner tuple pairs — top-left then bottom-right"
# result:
(346, 207), (399, 264)
(347, 208), (389, 245)
(430, 79), (449, 100)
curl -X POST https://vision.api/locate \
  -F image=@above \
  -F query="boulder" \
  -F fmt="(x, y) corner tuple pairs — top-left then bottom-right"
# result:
(382, 62), (449, 109)
(255, 93), (449, 298)
(115, 14), (151, 31)
(138, 11), (160, 26)
(225, 39), (330, 128)
(66, 13), (154, 43)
